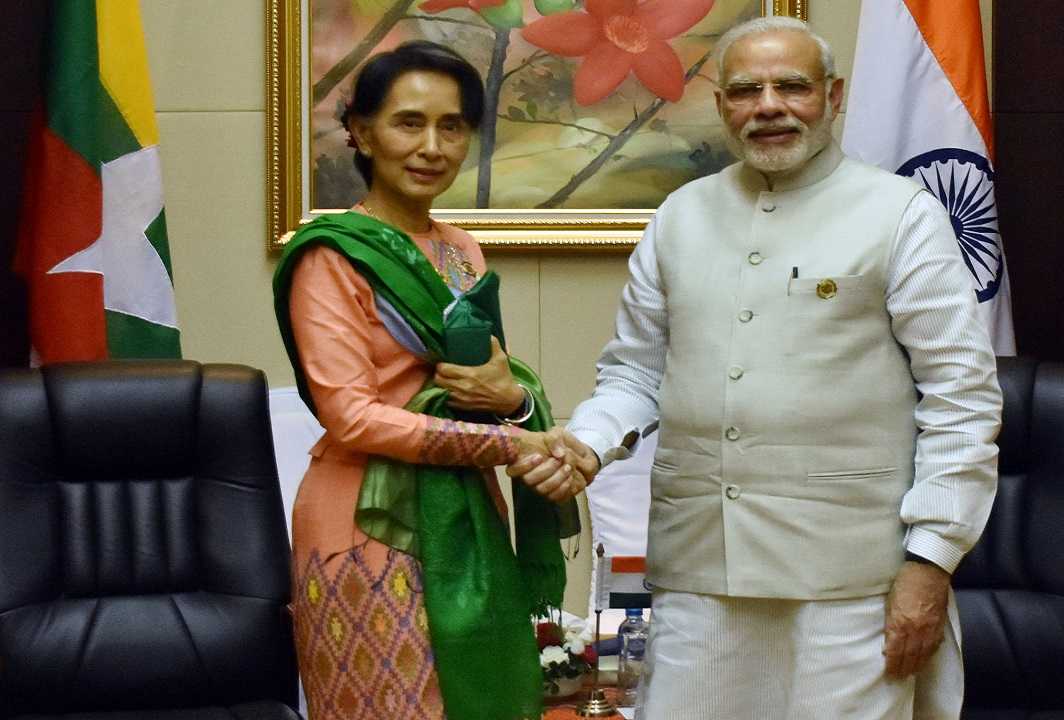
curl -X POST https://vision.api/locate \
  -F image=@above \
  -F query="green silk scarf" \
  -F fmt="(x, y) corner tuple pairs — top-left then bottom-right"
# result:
(273, 211), (579, 720)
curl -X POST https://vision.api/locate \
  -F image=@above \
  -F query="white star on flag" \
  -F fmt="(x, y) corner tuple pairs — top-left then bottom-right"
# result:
(48, 145), (177, 328)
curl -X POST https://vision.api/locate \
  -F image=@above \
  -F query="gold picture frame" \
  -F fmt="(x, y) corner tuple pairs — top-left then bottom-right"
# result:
(772, 0), (808, 22)
(266, 0), (809, 253)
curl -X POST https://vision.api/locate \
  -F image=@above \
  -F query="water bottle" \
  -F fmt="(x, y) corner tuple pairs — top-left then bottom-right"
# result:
(617, 607), (648, 706)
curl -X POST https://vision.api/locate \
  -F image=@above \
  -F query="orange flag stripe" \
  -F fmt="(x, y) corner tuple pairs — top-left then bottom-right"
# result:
(902, 0), (994, 158)
(610, 556), (647, 573)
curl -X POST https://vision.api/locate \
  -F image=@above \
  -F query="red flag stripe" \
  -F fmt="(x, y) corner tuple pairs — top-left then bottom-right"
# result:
(610, 556), (647, 573)
(15, 116), (107, 363)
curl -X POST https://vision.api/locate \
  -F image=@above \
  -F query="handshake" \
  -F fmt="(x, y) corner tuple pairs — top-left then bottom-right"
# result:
(507, 427), (600, 503)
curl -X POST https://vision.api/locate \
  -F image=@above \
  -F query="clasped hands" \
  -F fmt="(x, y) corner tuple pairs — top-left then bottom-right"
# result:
(507, 427), (599, 503)
(433, 337), (599, 502)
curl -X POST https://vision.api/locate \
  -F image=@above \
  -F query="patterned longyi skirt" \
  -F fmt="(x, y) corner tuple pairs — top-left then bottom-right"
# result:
(292, 542), (446, 719)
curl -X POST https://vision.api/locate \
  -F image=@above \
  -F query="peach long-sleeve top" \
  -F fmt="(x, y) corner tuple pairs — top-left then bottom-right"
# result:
(287, 217), (518, 571)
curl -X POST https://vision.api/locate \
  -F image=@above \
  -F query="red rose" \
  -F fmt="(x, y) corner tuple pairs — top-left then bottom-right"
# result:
(582, 644), (598, 665)
(536, 621), (564, 650)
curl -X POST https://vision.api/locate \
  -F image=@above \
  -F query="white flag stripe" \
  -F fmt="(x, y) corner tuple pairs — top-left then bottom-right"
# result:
(596, 556), (652, 610)
(842, 0), (1015, 354)
(844, 4), (987, 166)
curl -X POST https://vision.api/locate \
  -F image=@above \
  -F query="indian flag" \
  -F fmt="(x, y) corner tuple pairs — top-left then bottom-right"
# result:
(14, 0), (180, 365)
(841, 0), (1015, 355)
(594, 555), (652, 611)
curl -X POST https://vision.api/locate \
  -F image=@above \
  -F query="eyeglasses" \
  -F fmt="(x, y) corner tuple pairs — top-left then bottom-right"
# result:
(721, 76), (832, 105)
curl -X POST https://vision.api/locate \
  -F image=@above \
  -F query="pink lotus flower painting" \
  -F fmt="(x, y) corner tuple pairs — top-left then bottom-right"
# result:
(308, 0), (762, 211)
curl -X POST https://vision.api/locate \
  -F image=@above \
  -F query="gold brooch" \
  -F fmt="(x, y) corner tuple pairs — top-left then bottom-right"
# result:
(816, 279), (837, 299)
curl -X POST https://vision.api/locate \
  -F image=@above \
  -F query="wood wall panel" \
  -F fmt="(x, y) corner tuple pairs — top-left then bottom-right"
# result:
(994, 0), (1064, 114)
(993, 0), (1064, 360)
(0, 1), (47, 366)
(994, 112), (1064, 359)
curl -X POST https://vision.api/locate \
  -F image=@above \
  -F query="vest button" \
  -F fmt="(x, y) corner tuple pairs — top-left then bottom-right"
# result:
(728, 366), (744, 380)
(747, 251), (763, 266)
(738, 310), (753, 323)
(725, 484), (741, 500)
(762, 202), (776, 212)
(725, 426), (741, 441)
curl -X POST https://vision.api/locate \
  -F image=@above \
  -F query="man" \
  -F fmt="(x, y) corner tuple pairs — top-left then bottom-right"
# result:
(510, 16), (1001, 720)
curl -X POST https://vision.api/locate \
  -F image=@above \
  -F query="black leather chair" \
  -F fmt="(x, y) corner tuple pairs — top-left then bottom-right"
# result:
(955, 356), (1064, 719)
(0, 361), (301, 719)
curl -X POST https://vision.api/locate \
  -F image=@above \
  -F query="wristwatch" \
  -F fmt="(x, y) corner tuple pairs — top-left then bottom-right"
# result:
(904, 551), (947, 573)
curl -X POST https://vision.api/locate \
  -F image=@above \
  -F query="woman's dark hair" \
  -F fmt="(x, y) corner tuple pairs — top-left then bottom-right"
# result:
(342, 41), (485, 187)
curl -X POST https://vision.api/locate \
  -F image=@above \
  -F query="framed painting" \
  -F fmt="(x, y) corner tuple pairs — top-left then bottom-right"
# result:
(266, 0), (810, 252)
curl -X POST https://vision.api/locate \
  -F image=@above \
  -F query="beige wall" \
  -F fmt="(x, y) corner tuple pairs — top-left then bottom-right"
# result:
(144, 0), (992, 616)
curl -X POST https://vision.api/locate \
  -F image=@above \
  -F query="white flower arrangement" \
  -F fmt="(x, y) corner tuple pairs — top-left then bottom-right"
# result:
(534, 607), (597, 695)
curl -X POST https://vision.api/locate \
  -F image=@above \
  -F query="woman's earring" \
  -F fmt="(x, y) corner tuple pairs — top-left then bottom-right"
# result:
(346, 124), (368, 154)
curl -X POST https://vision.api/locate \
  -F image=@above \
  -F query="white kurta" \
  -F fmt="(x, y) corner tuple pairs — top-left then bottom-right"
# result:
(569, 145), (999, 718)
(636, 589), (963, 720)
(570, 188), (999, 574)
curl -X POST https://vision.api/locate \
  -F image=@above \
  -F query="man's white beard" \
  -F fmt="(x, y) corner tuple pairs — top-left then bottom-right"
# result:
(724, 103), (835, 174)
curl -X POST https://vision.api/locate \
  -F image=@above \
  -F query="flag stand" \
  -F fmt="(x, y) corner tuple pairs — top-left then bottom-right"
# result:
(577, 544), (621, 718)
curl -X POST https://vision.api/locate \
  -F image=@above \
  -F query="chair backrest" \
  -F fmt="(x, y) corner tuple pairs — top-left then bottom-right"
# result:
(0, 361), (298, 716)
(953, 356), (1064, 717)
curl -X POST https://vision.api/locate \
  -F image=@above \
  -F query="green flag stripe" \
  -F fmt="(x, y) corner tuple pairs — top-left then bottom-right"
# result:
(146, 210), (174, 282)
(45, 0), (141, 172)
(106, 311), (182, 359)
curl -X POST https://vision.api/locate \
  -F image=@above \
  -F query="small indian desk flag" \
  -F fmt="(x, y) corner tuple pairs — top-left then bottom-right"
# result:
(841, 0), (1015, 355)
(14, 0), (180, 365)
(594, 554), (652, 611)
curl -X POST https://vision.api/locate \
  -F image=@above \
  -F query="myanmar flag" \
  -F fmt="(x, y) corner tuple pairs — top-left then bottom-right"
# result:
(14, 0), (180, 365)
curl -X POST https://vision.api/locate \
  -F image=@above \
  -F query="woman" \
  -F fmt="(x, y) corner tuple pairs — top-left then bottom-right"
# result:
(273, 41), (584, 720)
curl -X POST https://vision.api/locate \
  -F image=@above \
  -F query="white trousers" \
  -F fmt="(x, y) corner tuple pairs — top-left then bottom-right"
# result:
(635, 589), (963, 720)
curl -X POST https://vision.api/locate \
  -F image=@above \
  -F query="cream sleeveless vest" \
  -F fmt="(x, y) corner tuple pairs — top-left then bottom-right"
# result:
(649, 142), (926, 599)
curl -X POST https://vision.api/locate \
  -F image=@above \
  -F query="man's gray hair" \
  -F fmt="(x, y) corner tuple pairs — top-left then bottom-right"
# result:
(715, 16), (836, 80)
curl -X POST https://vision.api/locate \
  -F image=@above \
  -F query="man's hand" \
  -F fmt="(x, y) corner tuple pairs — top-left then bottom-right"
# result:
(883, 560), (951, 679)
(435, 337), (525, 416)
(508, 427), (600, 503)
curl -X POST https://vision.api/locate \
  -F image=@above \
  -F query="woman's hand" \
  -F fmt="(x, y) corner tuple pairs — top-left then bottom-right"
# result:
(434, 337), (525, 416)
(508, 428), (598, 503)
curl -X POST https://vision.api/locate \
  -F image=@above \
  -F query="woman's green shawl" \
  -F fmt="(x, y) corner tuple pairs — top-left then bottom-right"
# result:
(273, 212), (580, 720)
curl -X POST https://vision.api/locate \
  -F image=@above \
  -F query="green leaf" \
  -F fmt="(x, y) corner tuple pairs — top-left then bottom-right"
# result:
(527, 100), (538, 119)
(479, 0), (524, 28)
(533, 0), (575, 14)
(507, 106), (527, 121)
